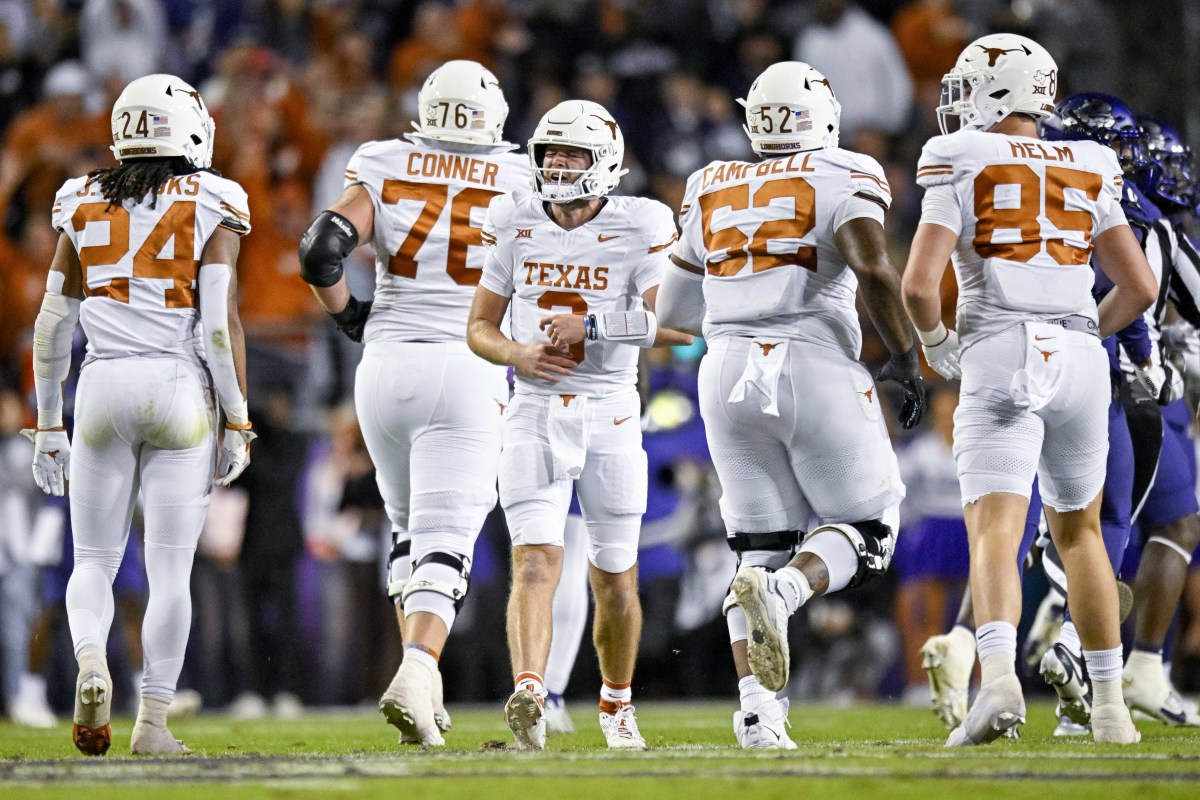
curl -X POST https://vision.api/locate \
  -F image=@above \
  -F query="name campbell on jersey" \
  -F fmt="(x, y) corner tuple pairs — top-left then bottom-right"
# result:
(345, 139), (527, 343)
(672, 147), (892, 359)
(52, 170), (250, 361)
(916, 129), (1128, 346)
(479, 193), (676, 397)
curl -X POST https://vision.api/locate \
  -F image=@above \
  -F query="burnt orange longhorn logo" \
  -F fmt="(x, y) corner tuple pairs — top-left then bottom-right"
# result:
(494, 398), (507, 415)
(1039, 350), (1057, 362)
(975, 44), (1029, 67)
(813, 77), (835, 95)
(175, 86), (205, 109)
(756, 342), (782, 356)
(859, 388), (874, 404)
(590, 115), (619, 140)
(560, 394), (576, 407)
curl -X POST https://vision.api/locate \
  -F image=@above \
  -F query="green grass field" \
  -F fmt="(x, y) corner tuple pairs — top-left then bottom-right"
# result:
(3, 701), (1200, 798)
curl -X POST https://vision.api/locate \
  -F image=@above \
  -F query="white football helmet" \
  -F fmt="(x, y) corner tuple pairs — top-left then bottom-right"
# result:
(411, 60), (508, 146)
(738, 62), (841, 155)
(110, 74), (214, 168)
(938, 33), (1058, 135)
(528, 100), (628, 203)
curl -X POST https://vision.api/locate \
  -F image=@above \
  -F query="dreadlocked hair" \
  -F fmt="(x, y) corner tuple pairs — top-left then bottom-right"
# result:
(86, 157), (215, 211)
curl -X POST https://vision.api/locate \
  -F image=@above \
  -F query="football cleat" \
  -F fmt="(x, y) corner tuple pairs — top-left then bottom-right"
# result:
(1041, 643), (1091, 726)
(73, 651), (113, 757)
(130, 718), (190, 755)
(921, 627), (975, 730)
(734, 697), (797, 750)
(1053, 715), (1090, 736)
(1022, 590), (1064, 674)
(1123, 660), (1200, 726)
(599, 701), (647, 750)
(1091, 702), (1141, 744)
(945, 674), (1025, 746)
(544, 694), (575, 735)
(505, 689), (547, 751)
(431, 667), (451, 733)
(379, 658), (445, 746)
(730, 568), (791, 693)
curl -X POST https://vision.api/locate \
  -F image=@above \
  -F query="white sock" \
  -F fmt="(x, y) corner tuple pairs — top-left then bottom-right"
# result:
(404, 645), (438, 675)
(738, 675), (774, 712)
(1084, 645), (1123, 685)
(404, 562), (461, 630)
(773, 567), (813, 615)
(975, 621), (1017, 683)
(515, 671), (546, 698)
(600, 681), (632, 705)
(137, 693), (170, 726)
(1058, 620), (1081, 655)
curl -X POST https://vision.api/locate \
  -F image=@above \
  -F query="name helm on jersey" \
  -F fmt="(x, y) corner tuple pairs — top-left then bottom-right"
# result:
(110, 74), (214, 168)
(937, 33), (1057, 135)
(1042, 93), (1149, 172)
(528, 100), (628, 203)
(1135, 115), (1194, 211)
(738, 61), (840, 155)
(411, 59), (509, 147)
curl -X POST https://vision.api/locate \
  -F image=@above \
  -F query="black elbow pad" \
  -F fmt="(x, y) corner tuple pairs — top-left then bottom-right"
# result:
(299, 211), (359, 288)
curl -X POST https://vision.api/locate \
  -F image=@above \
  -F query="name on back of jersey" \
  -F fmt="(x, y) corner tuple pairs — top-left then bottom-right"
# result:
(392, 150), (502, 187)
(699, 152), (818, 190)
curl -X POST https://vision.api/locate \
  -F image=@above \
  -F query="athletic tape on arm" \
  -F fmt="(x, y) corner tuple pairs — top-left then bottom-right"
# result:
(198, 263), (248, 424)
(32, 292), (80, 429)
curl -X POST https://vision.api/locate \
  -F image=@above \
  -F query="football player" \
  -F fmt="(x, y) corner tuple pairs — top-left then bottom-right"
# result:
(27, 74), (254, 755)
(467, 99), (693, 750)
(903, 34), (1155, 745)
(298, 61), (526, 746)
(1115, 113), (1200, 726)
(656, 61), (926, 748)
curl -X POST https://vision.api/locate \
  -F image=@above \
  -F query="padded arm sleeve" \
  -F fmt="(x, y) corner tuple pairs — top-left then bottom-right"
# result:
(298, 210), (359, 288)
(32, 292), (80, 429)
(198, 263), (248, 425)
(656, 264), (706, 335)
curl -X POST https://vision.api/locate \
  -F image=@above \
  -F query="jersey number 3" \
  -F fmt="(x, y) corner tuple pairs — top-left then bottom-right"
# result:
(382, 180), (501, 285)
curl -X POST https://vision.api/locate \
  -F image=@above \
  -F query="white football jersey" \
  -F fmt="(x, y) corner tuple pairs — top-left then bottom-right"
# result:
(916, 130), (1127, 347)
(346, 138), (527, 343)
(53, 170), (251, 361)
(479, 193), (676, 397)
(672, 148), (892, 359)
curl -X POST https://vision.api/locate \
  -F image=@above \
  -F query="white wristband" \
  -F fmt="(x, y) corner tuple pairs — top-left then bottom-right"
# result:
(916, 322), (949, 347)
(224, 400), (249, 428)
(598, 310), (658, 348)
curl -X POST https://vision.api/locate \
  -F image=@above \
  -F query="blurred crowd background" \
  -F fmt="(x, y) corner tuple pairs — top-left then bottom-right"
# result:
(1, 0), (1199, 722)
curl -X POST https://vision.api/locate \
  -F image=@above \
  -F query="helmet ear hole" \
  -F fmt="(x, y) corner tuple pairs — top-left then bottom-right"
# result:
(191, 134), (202, 145)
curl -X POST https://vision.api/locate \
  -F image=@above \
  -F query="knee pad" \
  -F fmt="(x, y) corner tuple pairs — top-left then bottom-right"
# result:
(400, 551), (472, 613)
(409, 488), (492, 537)
(73, 544), (126, 583)
(589, 543), (638, 575)
(806, 520), (895, 590)
(725, 530), (801, 553)
(387, 534), (412, 603)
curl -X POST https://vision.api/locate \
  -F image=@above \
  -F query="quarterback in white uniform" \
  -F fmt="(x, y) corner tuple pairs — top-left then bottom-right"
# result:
(902, 33), (1155, 746)
(299, 60), (526, 746)
(467, 99), (692, 750)
(27, 75), (254, 756)
(656, 62), (926, 748)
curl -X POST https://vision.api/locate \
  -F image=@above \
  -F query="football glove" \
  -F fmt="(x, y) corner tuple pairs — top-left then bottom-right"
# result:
(330, 296), (372, 343)
(216, 424), (256, 486)
(877, 348), (927, 430)
(21, 427), (70, 496)
(1131, 359), (1166, 404)
(921, 329), (962, 380)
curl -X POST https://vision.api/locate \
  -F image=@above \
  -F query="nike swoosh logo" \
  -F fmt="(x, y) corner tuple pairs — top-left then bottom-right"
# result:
(598, 234), (619, 242)
(1160, 706), (1188, 724)
(614, 416), (632, 425)
(1034, 335), (1055, 341)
